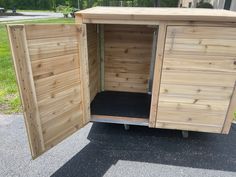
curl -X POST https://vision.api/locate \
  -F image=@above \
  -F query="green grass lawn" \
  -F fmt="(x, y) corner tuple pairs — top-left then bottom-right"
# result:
(0, 18), (74, 114)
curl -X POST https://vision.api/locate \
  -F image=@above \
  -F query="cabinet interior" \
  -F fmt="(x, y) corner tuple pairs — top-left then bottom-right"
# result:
(87, 24), (158, 126)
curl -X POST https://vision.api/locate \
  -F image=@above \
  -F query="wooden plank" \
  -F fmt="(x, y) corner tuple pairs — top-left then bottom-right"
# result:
(105, 72), (149, 79)
(25, 24), (78, 40)
(76, 7), (236, 23)
(165, 43), (236, 56)
(105, 57), (150, 64)
(105, 73), (148, 84)
(28, 41), (78, 56)
(149, 22), (167, 127)
(165, 21), (236, 27)
(100, 24), (105, 91)
(7, 25), (45, 158)
(42, 107), (83, 143)
(105, 81), (147, 93)
(29, 49), (78, 61)
(222, 83), (236, 134)
(104, 24), (154, 32)
(32, 54), (79, 80)
(159, 97), (230, 112)
(87, 24), (99, 102)
(158, 101), (229, 115)
(163, 55), (236, 73)
(148, 28), (158, 92)
(156, 121), (222, 133)
(38, 85), (81, 106)
(161, 70), (236, 87)
(105, 62), (150, 73)
(39, 88), (82, 123)
(160, 84), (233, 100)
(157, 110), (225, 126)
(82, 18), (160, 25)
(35, 69), (81, 102)
(166, 26), (236, 39)
(78, 24), (91, 125)
(91, 115), (149, 126)
(105, 47), (152, 59)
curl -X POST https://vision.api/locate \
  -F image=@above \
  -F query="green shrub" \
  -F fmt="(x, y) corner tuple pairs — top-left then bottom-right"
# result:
(56, 5), (73, 18)
(197, 0), (213, 8)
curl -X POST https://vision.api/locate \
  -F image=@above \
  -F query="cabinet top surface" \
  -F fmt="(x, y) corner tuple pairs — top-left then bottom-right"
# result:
(76, 7), (236, 23)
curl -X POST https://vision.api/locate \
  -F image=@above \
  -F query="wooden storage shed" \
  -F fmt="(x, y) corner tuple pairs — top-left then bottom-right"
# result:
(7, 7), (236, 159)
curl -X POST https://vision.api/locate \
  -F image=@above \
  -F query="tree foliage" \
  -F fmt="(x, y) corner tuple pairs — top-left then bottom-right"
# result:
(0, 0), (178, 10)
(196, 0), (213, 9)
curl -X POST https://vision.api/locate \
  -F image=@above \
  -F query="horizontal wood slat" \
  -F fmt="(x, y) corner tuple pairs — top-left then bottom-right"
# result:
(32, 54), (79, 80)
(25, 24), (78, 40)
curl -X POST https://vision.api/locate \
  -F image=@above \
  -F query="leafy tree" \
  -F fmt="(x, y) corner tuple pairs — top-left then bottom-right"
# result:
(0, 0), (178, 10)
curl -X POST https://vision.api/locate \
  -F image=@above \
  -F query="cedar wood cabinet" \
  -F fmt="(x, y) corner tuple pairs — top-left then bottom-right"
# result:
(7, 7), (236, 159)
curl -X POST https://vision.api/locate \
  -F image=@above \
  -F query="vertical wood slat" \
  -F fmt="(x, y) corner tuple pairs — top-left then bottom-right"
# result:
(7, 25), (45, 158)
(78, 24), (91, 125)
(148, 28), (158, 93)
(99, 24), (105, 91)
(87, 24), (99, 102)
(149, 22), (167, 127)
(222, 82), (236, 134)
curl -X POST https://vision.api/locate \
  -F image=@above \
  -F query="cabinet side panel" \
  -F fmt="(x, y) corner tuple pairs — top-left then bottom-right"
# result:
(156, 26), (236, 133)
(87, 24), (99, 101)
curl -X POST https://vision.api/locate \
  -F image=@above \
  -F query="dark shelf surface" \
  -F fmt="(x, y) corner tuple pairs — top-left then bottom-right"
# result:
(91, 91), (151, 118)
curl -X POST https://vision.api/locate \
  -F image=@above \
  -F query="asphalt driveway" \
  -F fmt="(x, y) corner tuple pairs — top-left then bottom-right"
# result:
(0, 115), (236, 177)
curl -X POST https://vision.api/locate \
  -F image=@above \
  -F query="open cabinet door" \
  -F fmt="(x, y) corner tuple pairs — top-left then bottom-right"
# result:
(7, 24), (90, 159)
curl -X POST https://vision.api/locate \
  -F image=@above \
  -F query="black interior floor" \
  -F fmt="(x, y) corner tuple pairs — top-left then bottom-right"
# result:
(91, 91), (151, 118)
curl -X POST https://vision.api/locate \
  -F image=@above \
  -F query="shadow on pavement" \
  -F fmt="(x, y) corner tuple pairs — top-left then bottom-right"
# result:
(51, 123), (236, 177)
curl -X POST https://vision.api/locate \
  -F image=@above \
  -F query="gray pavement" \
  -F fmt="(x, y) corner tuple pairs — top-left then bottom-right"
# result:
(0, 114), (236, 177)
(0, 12), (63, 22)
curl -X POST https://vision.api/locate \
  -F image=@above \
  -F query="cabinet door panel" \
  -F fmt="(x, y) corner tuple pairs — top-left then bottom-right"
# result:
(7, 24), (90, 158)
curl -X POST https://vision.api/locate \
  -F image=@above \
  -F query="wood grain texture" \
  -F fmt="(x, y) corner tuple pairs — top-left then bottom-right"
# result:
(78, 24), (91, 125)
(76, 7), (236, 24)
(149, 22), (167, 127)
(156, 25), (236, 133)
(87, 24), (99, 101)
(7, 25), (45, 158)
(8, 24), (89, 158)
(104, 24), (153, 93)
(222, 83), (236, 134)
